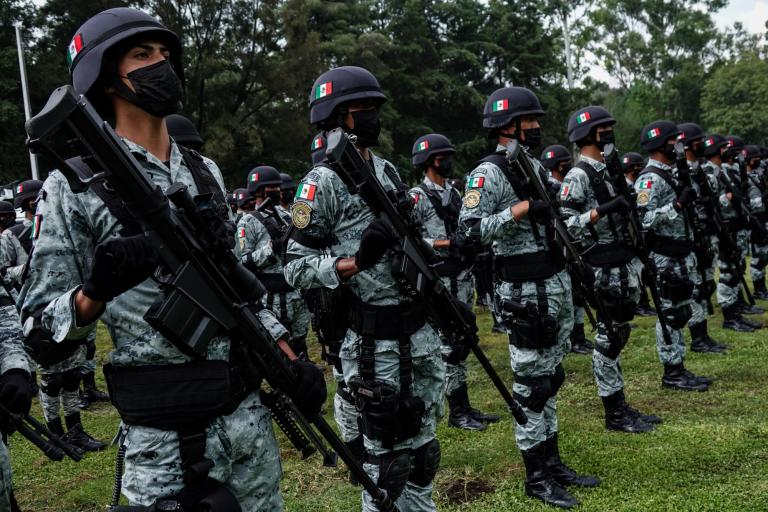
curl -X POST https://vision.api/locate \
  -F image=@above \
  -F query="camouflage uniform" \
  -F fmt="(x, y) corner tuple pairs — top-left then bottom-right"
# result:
(408, 177), (474, 397)
(714, 162), (748, 309)
(560, 155), (642, 398)
(0, 224), (28, 289)
(688, 159), (720, 326)
(0, 286), (31, 512)
(635, 158), (701, 366)
(459, 146), (573, 451)
(747, 165), (768, 285)
(234, 208), (310, 356)
(285, 152), (445, 512)
(19, 139), (286, 509)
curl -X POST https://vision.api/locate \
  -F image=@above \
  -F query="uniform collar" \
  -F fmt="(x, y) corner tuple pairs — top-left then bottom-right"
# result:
(422, 175), (449, 192)
(647, 158), (672, 171)
(578, 154), (606, 171)
(122, 137), (183, 174)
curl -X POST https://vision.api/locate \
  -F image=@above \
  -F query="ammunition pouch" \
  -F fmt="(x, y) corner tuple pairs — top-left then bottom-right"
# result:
(103, 360), (252, 432)
(500, 299), (558, 349)
(659, 269), (694, 304)
(661, 304), (692, 330)
(595, 264), (636, 323)
(349, 378), (424, 449)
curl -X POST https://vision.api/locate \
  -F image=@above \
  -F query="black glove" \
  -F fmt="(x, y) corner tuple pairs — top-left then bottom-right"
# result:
(446, 301), (477, 364)
(355, 218), (397, 271)
(82, 235), (159, 302)
(527, 200), (552, 220)
(730, 189), (743, 209)
(579, 263), (596, 291)
(449, 232), (478, 262)
(290, 359), (327, 418)
(596, 196), (630, 217)
(0, 370), (32, 415)
(674, 186), (697, 211)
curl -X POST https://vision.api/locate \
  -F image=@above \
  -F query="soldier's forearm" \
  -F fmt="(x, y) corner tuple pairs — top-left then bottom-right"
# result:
(335, 257), (360, 281)
(74, 290), (105, 326)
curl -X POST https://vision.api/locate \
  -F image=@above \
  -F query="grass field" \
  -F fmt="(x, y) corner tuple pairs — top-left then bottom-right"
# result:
(9, 306), (768, 512)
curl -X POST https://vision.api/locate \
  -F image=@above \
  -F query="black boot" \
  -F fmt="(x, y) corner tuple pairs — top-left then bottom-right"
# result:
(82, 372), (109, 403)
(722, 305), (755, 332)
(63, 413), (106, 452)
(662, 364), (709, 392)
(634, 288), (656, 317)
(544, 433), (600, 488)
(521, 442), (579, 509)
(46, 417), (65, 437)
(700, 320), (728, 351)
(616, 389), (663, 425)
(569, 323), (591, 355)
(735, 290), (765, 314)
(345, 436), (365, 486)
(682, 368), (713, 386)
(602, 390), (654, 433)
(447, 385), (486, 431)
(753, 277), (768, 300)
(689, 322), (726, 354)
(491, 316), (506, 334)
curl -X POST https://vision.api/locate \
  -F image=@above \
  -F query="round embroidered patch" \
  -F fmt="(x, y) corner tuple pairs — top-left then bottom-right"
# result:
(291, 202), (312, 229)
(463, 189), (481, 209)
(636, 191), (650, 205)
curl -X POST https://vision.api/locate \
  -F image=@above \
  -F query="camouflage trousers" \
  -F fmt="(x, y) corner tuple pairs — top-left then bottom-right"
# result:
(0, 441), (12, 512)
(750, 231), (768, 283)
(717, 230), (749, 309)
(39, 345), (86, 422)
(340, 325), (445, 512)
(442, 273), (474, 397)
(333, 367), (359, 443)
(497, 270), (573, 451)
(121, 391), (283, 510)
(690, 236), (718, 326)
(651, 251), (700, 366)
(264, 290), (310, 352)
(591, 258), (642, 397)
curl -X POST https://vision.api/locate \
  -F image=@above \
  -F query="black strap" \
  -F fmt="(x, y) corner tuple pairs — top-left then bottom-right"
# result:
(178, 146), (227, 207)
(178, 428), (214, 485)
(286, 226), (335, 250)
(576, 160), (620, 242)
(417, 183), (461, 237)
(253, 209), (285, 242)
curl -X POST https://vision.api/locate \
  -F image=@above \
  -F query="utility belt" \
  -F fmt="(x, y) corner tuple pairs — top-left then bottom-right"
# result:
(433, 256), (464, 278)
(583, 242), (635, 267)
(256, 272), (294, 294)
(348, 296), (427, 449)
(497, 282), (558, 349)
(495, 249), (565, 282)
(650, 236), (693, 258)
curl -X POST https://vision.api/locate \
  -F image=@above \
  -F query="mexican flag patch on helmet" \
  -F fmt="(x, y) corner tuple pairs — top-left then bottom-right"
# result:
(576, 112), (591, 124)
(67, 34), (84, 66)
(647, 127), (661, 139)
(492, 99), (509, 112)
(315, 81), (333, 99)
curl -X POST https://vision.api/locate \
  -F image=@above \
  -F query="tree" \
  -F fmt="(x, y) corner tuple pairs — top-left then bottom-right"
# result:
(701, 53), (768, 144)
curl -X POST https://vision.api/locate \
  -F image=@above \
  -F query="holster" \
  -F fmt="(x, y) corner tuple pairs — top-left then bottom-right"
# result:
(348, 378), (424, 449)
(659, 270), (694, 304)
(499, 298), (558, 349)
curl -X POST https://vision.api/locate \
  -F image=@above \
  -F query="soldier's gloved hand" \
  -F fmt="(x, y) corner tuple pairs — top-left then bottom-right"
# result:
(674, 186), (697, 211)
(0, 370), (32, 415)
(449, 232), (478, 261)
(596, 196), (630, 217)
(290, 359), (327, 417)
(355, 218), (397, 270)
(82, 235), (160, 302)
(729, 190), (743, 209)
(527, 200), (552, 220)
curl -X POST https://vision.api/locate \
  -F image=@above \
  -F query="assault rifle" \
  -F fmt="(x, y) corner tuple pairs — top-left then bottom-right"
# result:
(503, 141), (655, 343)
(323, 128), (528, 426)
(0, 404), (83, 462)
(672, 143), (715, 314)
(25, 86), (396, 512)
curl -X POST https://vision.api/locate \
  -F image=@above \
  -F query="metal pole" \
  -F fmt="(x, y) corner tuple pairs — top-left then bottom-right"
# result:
(561, 10), (575, 91)
(15, 22), (39, 180)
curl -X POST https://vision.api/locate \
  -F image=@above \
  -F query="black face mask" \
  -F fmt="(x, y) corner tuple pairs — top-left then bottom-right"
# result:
(348, 109), (381, 148)
(693, 142), (706, 158)
(597, 130), (615, 150)
(435, 155), (454, 177)
(521, 127), (542, 150)
(265, 190), (281, 206)
(280, 190), (293, 204)
(114, 60), (183, 118)
(663, 143), (677, 160)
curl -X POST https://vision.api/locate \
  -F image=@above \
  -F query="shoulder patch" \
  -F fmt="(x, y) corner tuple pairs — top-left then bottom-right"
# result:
(291, 201), (312, 229)
(306, 171), (321, 183)
(295, 183), (317, 201)
(33, 215), (42, 239)
(560, 184), (571, 199)
(638, 178), (653, 189)
(636, 191), (650, 205)
(468, 176), (485, 188)
(464, 189), (481, 209)
(410, 192), (421, 205)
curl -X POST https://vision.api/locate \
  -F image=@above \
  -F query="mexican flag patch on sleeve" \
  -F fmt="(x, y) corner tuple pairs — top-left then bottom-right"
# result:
(468, 176), (485, 188)
(295, 183), (317, 201)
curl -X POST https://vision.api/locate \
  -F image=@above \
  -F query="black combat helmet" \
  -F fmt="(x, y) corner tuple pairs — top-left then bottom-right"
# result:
(677, 123), (705, 148)
(621, 152), (645, 172)
(702, 134), (728, 158)
(640, 120), (680, 151)
(0, 201), (15, 217)
(165, 114), (202, 150)
(742, 144), (761, 163)
(246, 166), (282, 194)
(725, 135), (745, 160)
(280, 173), (296, 191)
(309, 66), (387, 127)
(411, 134), (455, 167)
(482, 87), (544, 130)
(68, 8), (182, 113)
(540, 145), (572, 170)
(234, 188), (253, 209)
(13, 180), (43, 211)
(567, 106), (615, 143)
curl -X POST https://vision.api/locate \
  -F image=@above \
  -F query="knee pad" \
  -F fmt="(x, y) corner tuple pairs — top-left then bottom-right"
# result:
(550, 364), (565, 397)
(374, 449), (411, 501)
(60, 369), (82, 392)
(662, 304), (692, 330)
(513, 374), (552, 414)
(409, 438), (441, 487)
(40, 373), (64, 396)
(85, 339), (96, 360)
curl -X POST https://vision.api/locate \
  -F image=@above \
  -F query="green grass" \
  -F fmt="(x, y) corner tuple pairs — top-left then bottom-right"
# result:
(10, 309), (768, 511)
